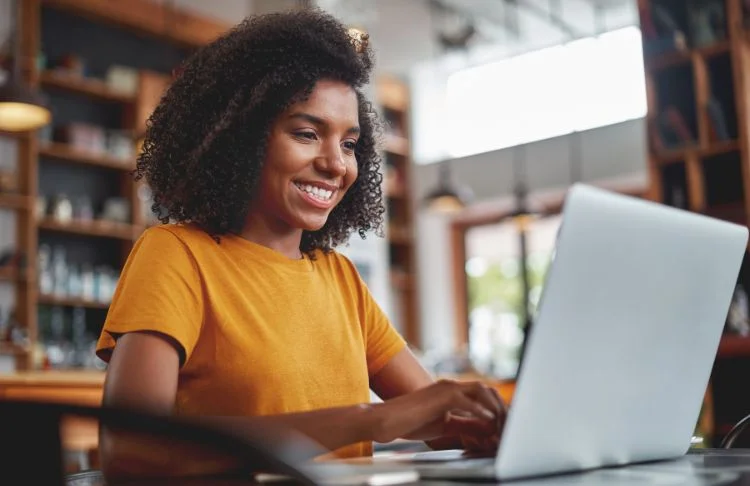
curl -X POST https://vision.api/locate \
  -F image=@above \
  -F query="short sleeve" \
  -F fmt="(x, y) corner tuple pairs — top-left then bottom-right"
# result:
(96, 227), (204, 365)
(337, 254), (407, 377)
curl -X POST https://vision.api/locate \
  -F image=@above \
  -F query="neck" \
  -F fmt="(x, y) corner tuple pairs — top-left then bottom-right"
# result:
(241, 211), (304, 260)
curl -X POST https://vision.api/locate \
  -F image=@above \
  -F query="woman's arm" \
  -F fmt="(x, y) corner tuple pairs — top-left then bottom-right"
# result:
(100, 332), (503, 480)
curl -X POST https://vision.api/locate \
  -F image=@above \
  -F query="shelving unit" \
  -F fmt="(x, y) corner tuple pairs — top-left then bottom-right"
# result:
(639, 0), (750, 446)
(0, 0), (229, 372)
(377, 76), (420, 347)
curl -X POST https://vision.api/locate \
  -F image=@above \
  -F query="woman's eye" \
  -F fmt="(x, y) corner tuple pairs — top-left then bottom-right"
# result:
(342, 141), (357, 152)
(295, 131), (317, 141)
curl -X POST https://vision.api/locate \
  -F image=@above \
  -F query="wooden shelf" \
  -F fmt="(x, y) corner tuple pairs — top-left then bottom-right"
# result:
(37, 218), (142, 240)
(39, 143), (135, 171)
(38, 294), (110, 309)
(0, 193), (31, 211)
(696, 41), (731, 59)
(717, 334), (750, 359)
(702, 140), (741, 159)
(42, 0), (229, 48)
(656, 140), (740, 165)
(40, 70), (135, 104)
(647, 40), (731, 70)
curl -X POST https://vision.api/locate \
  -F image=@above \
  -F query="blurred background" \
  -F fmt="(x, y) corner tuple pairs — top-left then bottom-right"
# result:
(0, 0), (749, 471)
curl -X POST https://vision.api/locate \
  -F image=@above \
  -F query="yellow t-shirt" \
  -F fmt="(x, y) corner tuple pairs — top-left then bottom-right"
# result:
(96, 224), (406, 458)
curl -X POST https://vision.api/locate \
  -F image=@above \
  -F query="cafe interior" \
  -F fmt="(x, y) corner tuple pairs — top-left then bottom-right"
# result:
(3, 0), (750, 482)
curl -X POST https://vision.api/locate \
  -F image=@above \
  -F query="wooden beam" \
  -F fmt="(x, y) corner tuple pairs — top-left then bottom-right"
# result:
(452, 180), (647, 229)
(450, 223), (469, 350)
(685, 153), (706, 213)
(42, 0), (231, 48)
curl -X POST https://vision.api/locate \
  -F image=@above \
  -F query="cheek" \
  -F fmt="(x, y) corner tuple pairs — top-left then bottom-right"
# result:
(344, 160), (359, 188)
(261, 144), (301, 186)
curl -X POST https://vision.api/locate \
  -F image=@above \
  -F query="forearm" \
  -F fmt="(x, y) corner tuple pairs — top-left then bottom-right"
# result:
(198, 403), (380, 453)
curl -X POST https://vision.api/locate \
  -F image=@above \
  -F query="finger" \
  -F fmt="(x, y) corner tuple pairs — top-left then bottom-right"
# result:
(487, 386), (507, 415)
(461, 436), (483, 453)
(464, 382), (503, 420)
(487, 387), (508, 434)
(444, 414), (497, 438)
(453, 393), (496, 422)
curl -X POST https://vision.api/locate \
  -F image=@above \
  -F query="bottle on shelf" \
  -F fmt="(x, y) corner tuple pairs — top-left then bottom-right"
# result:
(44, 306), (70, 369)
(52, 246), (68, 298)
(38, 244), (54, 295)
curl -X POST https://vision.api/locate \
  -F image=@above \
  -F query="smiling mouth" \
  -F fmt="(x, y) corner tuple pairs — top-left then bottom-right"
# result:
(294, 182), (335, 203)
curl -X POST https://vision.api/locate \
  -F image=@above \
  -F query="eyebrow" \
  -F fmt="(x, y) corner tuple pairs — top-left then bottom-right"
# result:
(289, 112), (360, 136)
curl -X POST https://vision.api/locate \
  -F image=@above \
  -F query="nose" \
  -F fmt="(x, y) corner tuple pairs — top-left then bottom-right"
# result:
(314, 139), (348, 178)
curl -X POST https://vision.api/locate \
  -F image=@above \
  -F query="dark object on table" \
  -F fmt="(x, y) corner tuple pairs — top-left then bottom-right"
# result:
(721, 412), (750, 449)
(0, 400), (322, 485)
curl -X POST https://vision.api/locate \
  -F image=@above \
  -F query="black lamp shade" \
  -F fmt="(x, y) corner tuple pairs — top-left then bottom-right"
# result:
(423, 164), (472, 213)
(424, 185), (470, 212)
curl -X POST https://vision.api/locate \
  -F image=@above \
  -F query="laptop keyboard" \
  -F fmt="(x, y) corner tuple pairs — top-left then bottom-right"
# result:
(425, 458), (495, 469)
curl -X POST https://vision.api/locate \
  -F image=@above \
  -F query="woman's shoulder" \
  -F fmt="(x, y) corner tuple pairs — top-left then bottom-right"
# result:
(140, 223), (215, 247)
(316, 249), (363, 281)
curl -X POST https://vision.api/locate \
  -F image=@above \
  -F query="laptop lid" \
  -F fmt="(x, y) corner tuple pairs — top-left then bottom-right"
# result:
(495, 184), (748, 480)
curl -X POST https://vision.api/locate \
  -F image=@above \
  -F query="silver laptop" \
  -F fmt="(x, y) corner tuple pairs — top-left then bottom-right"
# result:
(384, 184), (748, 481)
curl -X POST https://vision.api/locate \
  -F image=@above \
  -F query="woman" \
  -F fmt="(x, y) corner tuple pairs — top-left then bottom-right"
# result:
(96, 7), (505, 479)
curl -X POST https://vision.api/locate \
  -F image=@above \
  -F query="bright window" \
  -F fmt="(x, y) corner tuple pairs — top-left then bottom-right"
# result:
(465, 215), (563, 380)
(437, 26), (647, 160)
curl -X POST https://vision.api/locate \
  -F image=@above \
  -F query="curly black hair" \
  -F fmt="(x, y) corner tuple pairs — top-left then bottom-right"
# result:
(136, 8), (385, 254)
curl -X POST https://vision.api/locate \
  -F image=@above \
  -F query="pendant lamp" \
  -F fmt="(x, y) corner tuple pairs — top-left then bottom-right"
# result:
(0, 0), (51, 132)
(423, 163), (472, 213)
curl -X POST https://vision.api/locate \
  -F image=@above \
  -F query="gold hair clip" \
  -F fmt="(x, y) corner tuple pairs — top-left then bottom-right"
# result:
(347, 27), (369, 54)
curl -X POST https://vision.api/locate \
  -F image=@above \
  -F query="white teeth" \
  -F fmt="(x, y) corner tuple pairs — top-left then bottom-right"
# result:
(296, 183), (334, 201)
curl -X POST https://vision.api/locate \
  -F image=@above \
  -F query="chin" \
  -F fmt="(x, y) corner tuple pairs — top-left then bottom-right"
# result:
(295, 215), (330, 232)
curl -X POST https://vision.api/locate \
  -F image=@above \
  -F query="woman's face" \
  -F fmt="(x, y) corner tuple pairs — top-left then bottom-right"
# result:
(253, 79), (360, 233)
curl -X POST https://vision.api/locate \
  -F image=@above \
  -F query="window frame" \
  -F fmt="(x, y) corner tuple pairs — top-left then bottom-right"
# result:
(449, 182), (647, 351)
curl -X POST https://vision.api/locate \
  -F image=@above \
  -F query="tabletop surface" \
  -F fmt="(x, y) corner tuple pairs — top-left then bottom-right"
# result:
(64, 448), (750, 485)
(0, 370), (105, 387)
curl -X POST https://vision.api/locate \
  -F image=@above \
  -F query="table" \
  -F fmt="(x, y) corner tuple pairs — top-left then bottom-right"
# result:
(63, 449), (750, 485)
(0, 371), (105, 470)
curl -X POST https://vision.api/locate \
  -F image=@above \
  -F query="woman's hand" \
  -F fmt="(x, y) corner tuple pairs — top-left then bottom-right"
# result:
(371, 379), (506, 451)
